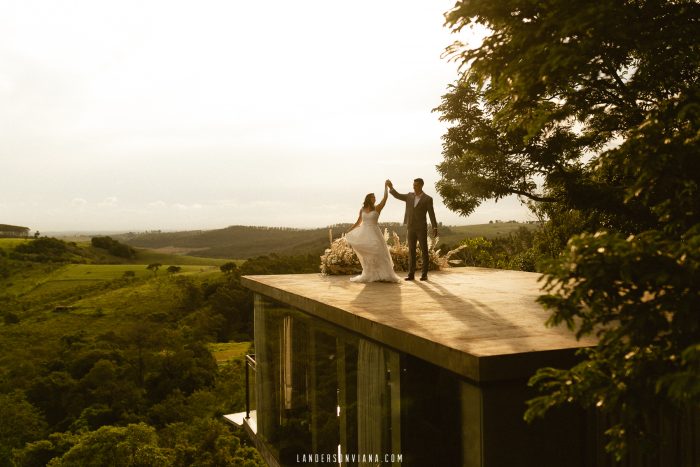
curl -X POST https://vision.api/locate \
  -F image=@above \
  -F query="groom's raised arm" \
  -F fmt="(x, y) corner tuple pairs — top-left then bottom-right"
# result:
(388, 182), (408, 201)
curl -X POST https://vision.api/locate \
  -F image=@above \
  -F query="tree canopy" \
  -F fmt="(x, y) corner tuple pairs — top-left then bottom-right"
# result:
(437, 0), (700, 460)
(436, 0), (699, 229)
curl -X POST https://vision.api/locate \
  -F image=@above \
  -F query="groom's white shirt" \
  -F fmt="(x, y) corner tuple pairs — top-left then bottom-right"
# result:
(413, 193), (422, 207)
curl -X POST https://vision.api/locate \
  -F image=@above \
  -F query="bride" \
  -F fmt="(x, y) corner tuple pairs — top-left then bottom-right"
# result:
(345, 181), (401, 283)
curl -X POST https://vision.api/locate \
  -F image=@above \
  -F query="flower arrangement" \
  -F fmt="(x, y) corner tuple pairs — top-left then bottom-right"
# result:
(319, 236), (362, 275)
(320, 229), (466, 275)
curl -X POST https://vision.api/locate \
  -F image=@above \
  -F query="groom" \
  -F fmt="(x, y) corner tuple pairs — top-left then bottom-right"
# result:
(387, 178), (438, 281)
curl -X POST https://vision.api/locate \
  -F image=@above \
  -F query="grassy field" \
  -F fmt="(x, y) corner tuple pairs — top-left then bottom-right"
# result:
(48, 264), (215, 280)
(64, 240), (239, 266)
(208, 341), (251, 364)
(0, 239), (242, 302)
(0, 237), (32, 250)
(0, 271), (218, 371)
(4, 263), (220, 298)
(132, 249), (241, 266)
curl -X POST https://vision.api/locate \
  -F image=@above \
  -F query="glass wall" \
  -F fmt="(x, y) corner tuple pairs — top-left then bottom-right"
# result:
(252, 294), (462, 466)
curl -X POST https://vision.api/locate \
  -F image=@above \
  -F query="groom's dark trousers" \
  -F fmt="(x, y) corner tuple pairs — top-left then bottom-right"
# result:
(407, 227), (430, 278)
(389, 187), (438, 278)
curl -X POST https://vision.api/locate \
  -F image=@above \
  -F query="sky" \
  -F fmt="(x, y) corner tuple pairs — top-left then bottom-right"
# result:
(1, 0), (533, 232)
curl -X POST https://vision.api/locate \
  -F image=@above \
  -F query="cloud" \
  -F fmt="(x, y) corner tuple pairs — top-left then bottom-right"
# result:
(98, 196), (118, 207)
(173, 203), (203, 210)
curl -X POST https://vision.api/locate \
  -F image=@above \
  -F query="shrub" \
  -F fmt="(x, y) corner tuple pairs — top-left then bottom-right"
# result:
(91, 237), (135, 259)
(4, 312), (20, 325)
(11, 238), (72, 263)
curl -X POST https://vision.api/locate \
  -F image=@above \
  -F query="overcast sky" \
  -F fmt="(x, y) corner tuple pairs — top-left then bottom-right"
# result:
(1, 0), (532, 232)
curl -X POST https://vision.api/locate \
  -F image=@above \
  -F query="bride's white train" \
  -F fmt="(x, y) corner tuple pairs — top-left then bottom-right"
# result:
(345, 209), (401, 283)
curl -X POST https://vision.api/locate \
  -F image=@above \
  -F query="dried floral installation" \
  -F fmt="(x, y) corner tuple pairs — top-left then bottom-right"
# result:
(320, 228), (465, 275)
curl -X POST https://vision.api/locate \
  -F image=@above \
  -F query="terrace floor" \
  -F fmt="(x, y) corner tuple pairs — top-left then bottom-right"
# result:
(242, 267), (597, 382)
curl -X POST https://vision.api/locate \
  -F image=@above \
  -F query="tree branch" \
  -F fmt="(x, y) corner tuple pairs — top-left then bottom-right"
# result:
(604, 60), (642, 112)
(508, 189), (557, 202)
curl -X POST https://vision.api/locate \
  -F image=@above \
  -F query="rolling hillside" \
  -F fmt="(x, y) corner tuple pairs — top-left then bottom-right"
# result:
(0, 237), (264, 465)
(115, 222), (540, 259)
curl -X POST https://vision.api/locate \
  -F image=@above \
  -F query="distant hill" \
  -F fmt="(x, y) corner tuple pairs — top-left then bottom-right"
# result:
(115, 222), (540, 259)
(114, 226), (337, 259)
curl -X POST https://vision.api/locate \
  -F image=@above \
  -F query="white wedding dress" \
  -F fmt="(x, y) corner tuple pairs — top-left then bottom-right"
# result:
(345, 210), (401, 283)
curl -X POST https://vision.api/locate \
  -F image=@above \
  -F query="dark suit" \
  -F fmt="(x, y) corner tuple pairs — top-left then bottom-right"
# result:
(389, 187), (438, 278)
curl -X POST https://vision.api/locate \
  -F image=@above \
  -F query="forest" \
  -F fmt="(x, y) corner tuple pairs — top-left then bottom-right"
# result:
(0, 236), (319, 466)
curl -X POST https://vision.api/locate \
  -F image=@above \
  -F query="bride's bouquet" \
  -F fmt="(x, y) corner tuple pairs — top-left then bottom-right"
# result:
(320, 229), (465, 275)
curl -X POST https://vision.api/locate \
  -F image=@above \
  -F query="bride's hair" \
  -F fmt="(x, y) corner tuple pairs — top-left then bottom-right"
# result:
(363, 193), (375, 209)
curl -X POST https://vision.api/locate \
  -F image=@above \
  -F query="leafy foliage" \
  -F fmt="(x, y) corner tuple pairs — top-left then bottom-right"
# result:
(240, 254), (319, 275)
(438, 0), (700, 459)
(47, 423), (170, 467)
(0, 392), (47, 464)
(438, 0), (699, 227)
(446, 226), (539, 271)
(526, 227), (700, 455)
(0, 246), (304, 466)
(91, 236), (136, 259)
(11, 238), (76, 263)
(219, 262), (238, 275)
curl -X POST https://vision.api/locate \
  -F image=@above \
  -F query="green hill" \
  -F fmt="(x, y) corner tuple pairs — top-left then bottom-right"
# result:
(0, 238), (264, 466)
(439, 222), (540, 245)
(115, 222), (540, 258)
(115, 226), (334, 259)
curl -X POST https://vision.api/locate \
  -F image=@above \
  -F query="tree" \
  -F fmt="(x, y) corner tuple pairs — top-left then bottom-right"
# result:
(13, 432), (79, 467)
(0, 391), (47, 465)
(159, 418), (263, 466)
(49, 423), (171, 467)
(146, 263), (161, 276)
(438, 0), (700, 460)
(219, 262), (238, 275)
(437, 0), (698, 231)
(166, 265), (181, 274)
(91, 236), (136, 259)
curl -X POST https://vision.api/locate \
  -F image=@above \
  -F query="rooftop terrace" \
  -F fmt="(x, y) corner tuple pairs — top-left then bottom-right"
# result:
(242, 267), (597, 382)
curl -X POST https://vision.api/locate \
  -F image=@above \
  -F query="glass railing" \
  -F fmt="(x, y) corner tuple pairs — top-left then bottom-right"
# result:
(245, 353), (256, 420)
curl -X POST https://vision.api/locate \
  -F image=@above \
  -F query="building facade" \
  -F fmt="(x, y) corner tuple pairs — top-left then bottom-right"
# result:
(0, 224), (30, 238)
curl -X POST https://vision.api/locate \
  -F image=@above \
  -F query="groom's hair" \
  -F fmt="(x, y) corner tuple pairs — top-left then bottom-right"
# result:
(414, 178), (424, 186)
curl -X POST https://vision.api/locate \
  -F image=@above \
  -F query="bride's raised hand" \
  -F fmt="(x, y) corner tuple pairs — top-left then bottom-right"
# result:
(376, 184), (389, 213)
